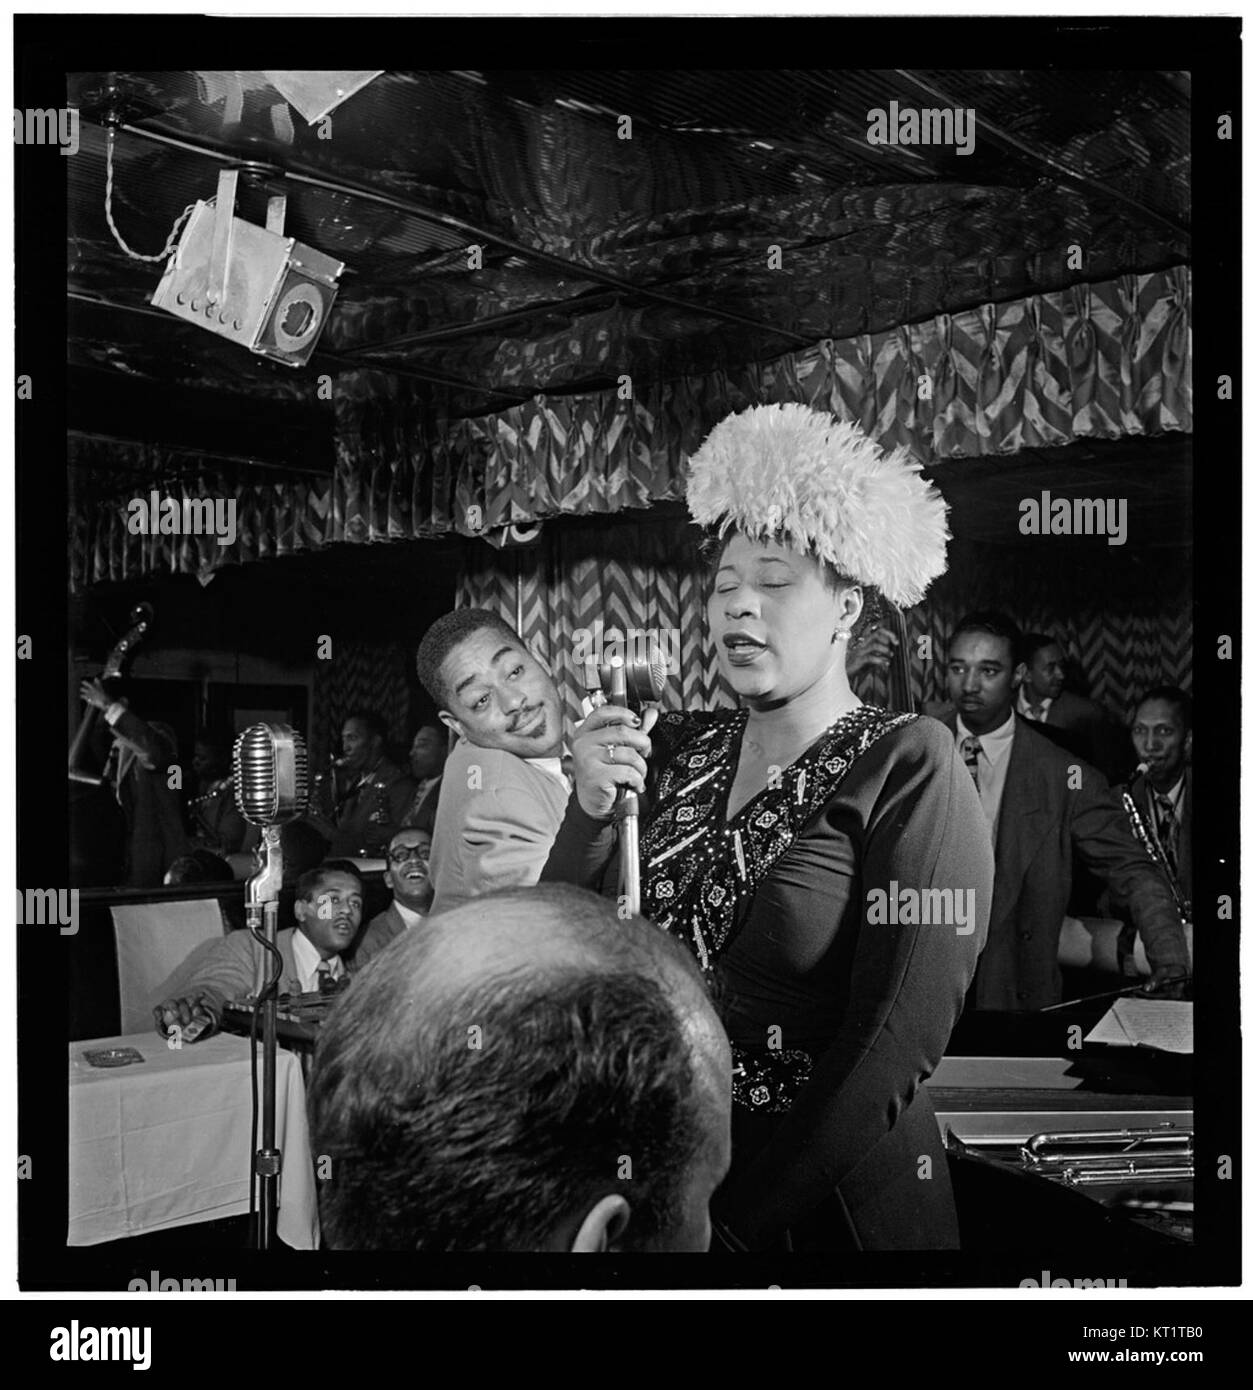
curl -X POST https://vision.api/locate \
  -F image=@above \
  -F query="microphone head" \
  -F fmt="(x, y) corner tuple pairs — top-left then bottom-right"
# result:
(233, 723), (309, 826)
(1136, 761), (1151, 776)
(596, 634), (668, 711)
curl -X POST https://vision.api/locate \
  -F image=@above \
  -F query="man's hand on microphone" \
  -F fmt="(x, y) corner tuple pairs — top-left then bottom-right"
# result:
(570, 705), (659, 819)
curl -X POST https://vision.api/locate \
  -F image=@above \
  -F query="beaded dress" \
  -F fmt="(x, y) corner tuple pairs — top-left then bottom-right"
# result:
(544, 704), (994, 1250)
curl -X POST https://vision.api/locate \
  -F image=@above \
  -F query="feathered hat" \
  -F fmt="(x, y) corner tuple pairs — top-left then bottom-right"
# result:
(685, 403), (949, 608)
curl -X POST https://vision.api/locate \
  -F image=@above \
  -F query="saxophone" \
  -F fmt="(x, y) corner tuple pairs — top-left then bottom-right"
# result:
(1121, 763), (1192, 929)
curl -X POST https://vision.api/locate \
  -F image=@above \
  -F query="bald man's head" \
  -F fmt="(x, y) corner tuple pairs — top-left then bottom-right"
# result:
(309, 885), (731, 1252)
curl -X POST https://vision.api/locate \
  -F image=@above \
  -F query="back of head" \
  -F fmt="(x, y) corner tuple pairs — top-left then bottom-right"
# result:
(416, 608), (519, 709)
(164, 849), (233, 886)
(309, 884), (718, 1251)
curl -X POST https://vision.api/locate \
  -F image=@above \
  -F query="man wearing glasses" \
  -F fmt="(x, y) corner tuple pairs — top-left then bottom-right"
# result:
(350, 828), (434, 970)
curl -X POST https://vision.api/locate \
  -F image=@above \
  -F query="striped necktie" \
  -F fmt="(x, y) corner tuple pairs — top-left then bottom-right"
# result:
(1154, 793), (1179, 875)
(960, 735), (982, 792)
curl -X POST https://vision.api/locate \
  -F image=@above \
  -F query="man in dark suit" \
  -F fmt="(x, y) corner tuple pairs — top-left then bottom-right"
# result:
(1122, 686), (1192, 912)
(310, 710), (416, 858)
(78, 677), (188, 886)
(350, 826), (433, 969)
(939, 612), (1189, 1010)
(1017, 632), (1132, 783)
(399, 723), (446, 833)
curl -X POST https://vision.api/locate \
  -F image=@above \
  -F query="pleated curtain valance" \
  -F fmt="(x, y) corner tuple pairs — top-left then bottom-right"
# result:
(70, 265), (1190, 590)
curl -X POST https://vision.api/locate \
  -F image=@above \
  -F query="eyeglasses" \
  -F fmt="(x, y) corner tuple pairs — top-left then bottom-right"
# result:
(388, 843), (431, 865)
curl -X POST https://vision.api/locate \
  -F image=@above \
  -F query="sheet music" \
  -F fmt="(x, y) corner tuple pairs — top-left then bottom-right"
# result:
(1085, 999), (1193, 1054)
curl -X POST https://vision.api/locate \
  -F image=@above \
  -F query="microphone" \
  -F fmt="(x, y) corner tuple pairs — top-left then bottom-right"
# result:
(233, 724), (309, 827)
(592, 634), (669, 921)
(1136, 761), (1151, 776)
(593, 635), (668, 712)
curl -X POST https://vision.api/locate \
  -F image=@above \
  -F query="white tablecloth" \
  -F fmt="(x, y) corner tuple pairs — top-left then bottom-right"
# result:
(68, 1032), (319, 1249)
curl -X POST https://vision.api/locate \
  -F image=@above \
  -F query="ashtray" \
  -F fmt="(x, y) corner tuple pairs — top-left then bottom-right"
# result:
(82, 1047), (145, 1068)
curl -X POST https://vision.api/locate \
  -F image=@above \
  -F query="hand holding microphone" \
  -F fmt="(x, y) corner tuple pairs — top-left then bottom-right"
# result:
(570, 704), (659, 819)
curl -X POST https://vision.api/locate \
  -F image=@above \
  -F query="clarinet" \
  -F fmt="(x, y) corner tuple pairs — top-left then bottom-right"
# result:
(1121, 763), (1192, 929)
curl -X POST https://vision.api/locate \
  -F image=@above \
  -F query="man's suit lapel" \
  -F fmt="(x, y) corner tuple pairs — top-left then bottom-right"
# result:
(990, 718), (1051, 926)
(942, 708), (1026, 926)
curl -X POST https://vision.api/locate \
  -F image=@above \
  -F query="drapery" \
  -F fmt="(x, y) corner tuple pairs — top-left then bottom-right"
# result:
(457, 521), (1192, 731)
(70, 266), (1189, 590)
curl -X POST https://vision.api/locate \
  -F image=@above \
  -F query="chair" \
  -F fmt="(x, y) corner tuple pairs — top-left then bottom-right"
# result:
(111, 900), (228, 1035)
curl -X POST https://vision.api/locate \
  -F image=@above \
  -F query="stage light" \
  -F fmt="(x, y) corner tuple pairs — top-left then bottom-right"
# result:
(151, 168), (343, 368)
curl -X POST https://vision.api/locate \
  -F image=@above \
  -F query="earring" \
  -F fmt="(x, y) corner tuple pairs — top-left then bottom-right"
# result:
(833, 629), (850, 643)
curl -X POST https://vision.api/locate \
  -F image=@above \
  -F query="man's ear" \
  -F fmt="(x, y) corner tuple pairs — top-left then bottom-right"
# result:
(1184, 730), (1193, 762)
(1012, 661), (1027, 691)
(570, 1194), (631, 1253)
(437, 709), (464, 742)
(292, 898), (309, 924)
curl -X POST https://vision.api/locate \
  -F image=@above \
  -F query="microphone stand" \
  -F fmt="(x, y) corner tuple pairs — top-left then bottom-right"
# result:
(246, 824), (285, 1250)
(607, 659), (644, 917)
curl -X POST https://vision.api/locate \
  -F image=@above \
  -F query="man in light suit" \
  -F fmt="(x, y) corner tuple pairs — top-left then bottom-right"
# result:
(350, 827), (433, 969)
(939, 612), (1189, 1011)
(150, 861), (364, 1042)
(416, 609), (570, 917)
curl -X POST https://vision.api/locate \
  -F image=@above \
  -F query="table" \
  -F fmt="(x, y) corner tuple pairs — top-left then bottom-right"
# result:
(68, 1032), (319, 1249)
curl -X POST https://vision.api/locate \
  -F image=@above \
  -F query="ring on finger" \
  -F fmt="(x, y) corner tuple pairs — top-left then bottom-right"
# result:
(607, 743), (617, 762)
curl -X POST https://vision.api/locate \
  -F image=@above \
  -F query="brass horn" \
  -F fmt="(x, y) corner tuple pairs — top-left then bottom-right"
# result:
(1021, 1125), (1193, 1189)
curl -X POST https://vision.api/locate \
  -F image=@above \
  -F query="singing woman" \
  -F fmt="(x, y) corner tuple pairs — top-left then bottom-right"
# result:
(543, 404), (993, 1251)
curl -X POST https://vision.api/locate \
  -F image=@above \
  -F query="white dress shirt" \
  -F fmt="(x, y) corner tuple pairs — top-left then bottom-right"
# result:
(955, 713), (1017, 841)
(1017, 690), (1054, 722)
(291, 929), (344, 993)
(532, 755), (572, 790)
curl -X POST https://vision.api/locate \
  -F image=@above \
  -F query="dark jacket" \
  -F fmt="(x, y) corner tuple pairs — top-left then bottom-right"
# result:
(1033, 689), (1133, 784)
(938, 712), (1188, 1010)
(110, 707), (189, 886)
(328, 759), (416, 858)
(348, 902), (416, 970)
(1118, 766), (1192, 908)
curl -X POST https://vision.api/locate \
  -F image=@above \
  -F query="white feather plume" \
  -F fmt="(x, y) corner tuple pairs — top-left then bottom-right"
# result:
(685, 404), (949, 607)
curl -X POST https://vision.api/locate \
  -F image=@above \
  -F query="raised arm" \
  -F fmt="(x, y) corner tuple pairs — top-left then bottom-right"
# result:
(541, 705), (658, 894)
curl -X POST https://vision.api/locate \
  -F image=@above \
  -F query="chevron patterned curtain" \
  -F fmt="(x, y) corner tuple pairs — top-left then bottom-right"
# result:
(309, 642), (412, 773)
(456, 519), (737, 731)
(334, 266), (1190, 545)
(904, 542), (1192, 720)
(456, 529), (1189, 730)
(71, 268), (1189, 590)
